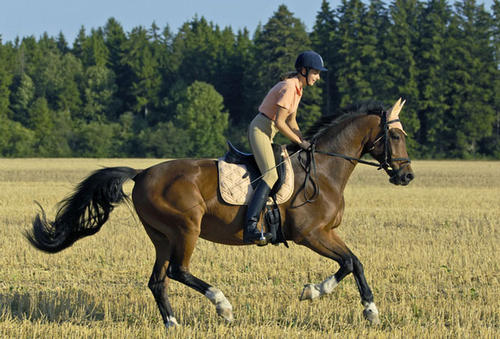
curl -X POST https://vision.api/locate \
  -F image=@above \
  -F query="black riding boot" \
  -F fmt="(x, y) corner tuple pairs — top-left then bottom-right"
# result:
(243, 181), (273, 245)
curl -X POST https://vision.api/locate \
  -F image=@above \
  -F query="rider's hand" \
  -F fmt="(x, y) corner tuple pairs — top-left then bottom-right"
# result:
(298, 140), (311, 150)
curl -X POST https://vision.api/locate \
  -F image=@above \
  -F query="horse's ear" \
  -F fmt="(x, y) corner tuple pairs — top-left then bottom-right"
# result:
(388, 98), (404, 119)
(388, 98), (407, 135)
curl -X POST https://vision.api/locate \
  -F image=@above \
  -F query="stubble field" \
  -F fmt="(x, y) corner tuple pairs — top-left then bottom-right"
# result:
(0, 159), (498, 338)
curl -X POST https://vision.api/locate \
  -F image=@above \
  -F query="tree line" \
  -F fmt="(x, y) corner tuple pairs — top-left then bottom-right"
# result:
(0, 0), (498, 159)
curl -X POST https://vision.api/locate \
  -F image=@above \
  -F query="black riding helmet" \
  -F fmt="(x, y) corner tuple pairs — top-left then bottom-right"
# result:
(295, 51), (328, 72)
(295, 51), (327, 86)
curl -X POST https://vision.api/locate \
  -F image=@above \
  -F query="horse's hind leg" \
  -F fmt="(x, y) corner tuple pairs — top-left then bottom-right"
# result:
(166, 228), (234, 322)
(167, 265), (234, 322)
(144, 226), (179, 328)
(299, 229), (380, 324)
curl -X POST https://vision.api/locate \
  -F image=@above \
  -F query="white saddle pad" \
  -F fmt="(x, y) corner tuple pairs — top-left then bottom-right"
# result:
(217, 148), (294, 205)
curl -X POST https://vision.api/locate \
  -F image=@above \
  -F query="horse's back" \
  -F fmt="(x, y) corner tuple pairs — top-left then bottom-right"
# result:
(133, 158), (217, 203)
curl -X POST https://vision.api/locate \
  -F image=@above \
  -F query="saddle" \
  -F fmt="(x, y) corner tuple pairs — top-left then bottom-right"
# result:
(217, 141), (293, 246)
(218, 141), (294, 205)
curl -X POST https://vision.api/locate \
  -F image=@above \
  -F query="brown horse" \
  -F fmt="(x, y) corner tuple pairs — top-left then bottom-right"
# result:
(26, 99), (414, 328)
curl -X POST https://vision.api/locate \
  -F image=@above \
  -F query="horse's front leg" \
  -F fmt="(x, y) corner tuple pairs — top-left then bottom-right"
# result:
(298, 228), (380, 325)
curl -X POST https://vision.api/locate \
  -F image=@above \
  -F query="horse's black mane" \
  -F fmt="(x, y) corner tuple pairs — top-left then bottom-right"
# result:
(305, 100), (387, 141)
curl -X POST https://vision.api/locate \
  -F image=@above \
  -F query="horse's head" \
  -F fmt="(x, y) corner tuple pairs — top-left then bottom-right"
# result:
(365, 98), (415, 186)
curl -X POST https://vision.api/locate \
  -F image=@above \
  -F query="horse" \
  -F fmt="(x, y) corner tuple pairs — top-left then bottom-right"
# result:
(26, 99), (414, 328)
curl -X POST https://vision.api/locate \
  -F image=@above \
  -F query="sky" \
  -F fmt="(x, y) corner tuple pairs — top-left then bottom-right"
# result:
(0, 0), (496, 44)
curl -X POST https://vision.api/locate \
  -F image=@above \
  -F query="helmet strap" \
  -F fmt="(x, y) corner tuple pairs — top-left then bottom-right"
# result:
(299, 68), (311, 86)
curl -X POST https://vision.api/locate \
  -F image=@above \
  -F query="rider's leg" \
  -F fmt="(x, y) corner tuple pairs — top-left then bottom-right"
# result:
(245, 114), (278, 245)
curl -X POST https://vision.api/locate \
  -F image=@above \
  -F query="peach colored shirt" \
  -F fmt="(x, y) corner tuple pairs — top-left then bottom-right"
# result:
(258, 77), (303, 121)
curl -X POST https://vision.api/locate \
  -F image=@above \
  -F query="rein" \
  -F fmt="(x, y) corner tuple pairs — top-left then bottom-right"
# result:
(296, 111), (411, 205)
(314, 147), (381, 168)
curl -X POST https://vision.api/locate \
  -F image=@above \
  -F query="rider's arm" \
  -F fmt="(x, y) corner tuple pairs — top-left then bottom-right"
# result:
(286, 110), (304, 141)
(275, 107), (302, 145)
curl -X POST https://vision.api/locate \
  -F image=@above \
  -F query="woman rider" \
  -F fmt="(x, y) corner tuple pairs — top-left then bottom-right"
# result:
(244, 51), (328, 245)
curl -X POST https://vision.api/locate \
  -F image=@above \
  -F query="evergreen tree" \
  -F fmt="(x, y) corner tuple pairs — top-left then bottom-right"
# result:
(0, 40), (13, 118)
(103, 18), (127, 73)
(121, 26), (162, 117)
(227, 28), (254, 127)
(171, 17), (219, 84)
(148, 22), (174, 123)
(171, 19), (234, 95)
(415, 0), (451, 156)
(81, 28), (109, 68)
(15, 36), (42, 82)
(150, 23), (183, 124)
(56, 31), (69, 54)
(444, 0), (496, 157)
(38, 32), (59, 54)
(336, 0), (372, 107)
(363, 0), (391, 102)
(311, 0), (339, 115)
(72, 26), (87, 61)
(384, 0), (421, 153)
(103, 18), (127, 120)
(214, 26), (245, 124)
(56, 53), (83, 113)
(486, 0), (500, 157)
(493, 0), (500, 69)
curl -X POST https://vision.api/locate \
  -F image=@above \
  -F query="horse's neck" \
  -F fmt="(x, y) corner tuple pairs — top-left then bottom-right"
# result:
(315, 115), (376, 192)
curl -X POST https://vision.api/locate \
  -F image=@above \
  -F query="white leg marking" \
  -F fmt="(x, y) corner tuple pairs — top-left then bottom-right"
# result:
(165, 316), (179, 328)
(319, 274), (338, 295)
(300, 284), (321, 300)
(300, 275), (338, 301)
(362, 301), (380, 324)
(205, 287), (234, 322)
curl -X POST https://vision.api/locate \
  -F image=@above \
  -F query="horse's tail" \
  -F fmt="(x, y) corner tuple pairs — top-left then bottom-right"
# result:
(25, 166), (139, 253)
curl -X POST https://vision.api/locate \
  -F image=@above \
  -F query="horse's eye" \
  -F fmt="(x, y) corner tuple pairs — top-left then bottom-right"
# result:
(391, 134), (400, 141)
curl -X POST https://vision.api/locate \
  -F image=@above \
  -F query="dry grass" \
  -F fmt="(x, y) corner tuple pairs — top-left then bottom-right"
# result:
(0, 159), (498, 338)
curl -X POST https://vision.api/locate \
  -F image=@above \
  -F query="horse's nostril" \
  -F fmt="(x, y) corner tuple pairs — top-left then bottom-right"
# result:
(405, 173), (414, 181)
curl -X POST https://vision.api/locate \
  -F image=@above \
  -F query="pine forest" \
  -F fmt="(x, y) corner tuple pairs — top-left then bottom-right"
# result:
(0, 0), (498, 159)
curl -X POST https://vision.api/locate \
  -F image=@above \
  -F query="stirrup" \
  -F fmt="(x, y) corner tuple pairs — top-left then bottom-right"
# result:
(243, 230), (271, 246)
(255, 233), (272, 246)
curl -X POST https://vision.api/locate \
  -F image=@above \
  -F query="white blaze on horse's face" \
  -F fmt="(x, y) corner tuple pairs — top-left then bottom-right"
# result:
(387, 98), (407, 135)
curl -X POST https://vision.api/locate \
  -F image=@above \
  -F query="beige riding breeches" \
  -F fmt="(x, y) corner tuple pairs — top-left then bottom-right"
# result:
(248, 113), (279, 187)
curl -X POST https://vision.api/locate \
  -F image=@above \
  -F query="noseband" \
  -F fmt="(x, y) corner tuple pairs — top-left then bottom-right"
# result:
(296, 111), (411, 204)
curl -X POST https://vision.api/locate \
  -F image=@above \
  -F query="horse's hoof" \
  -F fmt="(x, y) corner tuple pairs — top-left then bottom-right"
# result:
(216, 305), (234, 322)
(299, 284), (320, 301)
(165, 316), (180, 329)
(363, 304), (380, 325)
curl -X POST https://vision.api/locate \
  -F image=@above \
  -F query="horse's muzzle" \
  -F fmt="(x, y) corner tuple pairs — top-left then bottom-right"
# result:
(389, 166), (414, 186)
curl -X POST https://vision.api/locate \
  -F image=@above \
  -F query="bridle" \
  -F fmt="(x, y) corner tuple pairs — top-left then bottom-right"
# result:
(363, 110), (412, 177)
(296, 110), (411, 204)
